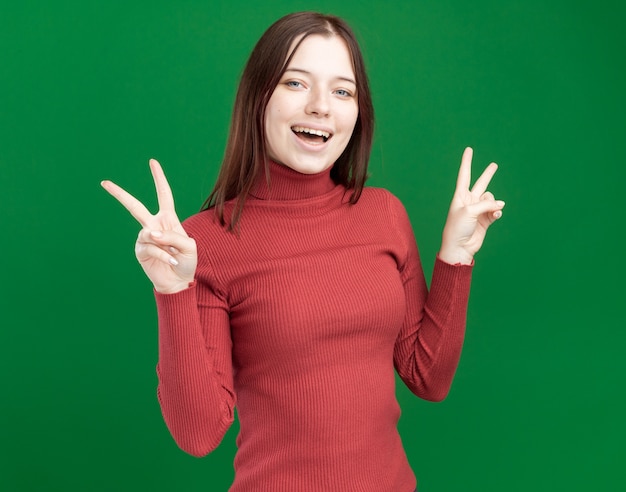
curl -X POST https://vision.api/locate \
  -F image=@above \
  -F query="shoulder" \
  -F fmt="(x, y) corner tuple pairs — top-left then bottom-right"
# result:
(182, 208), (222, 237)
(181, 209), (240, 289)
(359, 187), (417, 251)
(181, 208), (240, 257)
(359, 186), (410, 223)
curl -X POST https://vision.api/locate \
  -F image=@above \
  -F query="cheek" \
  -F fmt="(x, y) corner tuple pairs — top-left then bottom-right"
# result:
(265, 104), (286, 132)
(341, 109), (359, 139)
(343, 104), (359, 130)
(265, 107), (279, 135)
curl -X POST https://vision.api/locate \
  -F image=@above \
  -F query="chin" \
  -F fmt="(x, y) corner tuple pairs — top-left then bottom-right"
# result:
(280, 158), (333, 175)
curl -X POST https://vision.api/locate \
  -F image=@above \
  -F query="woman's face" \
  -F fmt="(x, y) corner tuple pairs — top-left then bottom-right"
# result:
(264, 34), (359, 174)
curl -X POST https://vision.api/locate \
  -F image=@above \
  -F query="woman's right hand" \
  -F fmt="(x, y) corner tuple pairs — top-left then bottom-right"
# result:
(101, 159), (197, 294)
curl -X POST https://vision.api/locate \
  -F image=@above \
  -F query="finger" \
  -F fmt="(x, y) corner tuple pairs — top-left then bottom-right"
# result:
(149, 159), (176, 213)
(480, 191), (495, 201)
(136, 230), (183, 260)
(135, 242), (179, 266)
(101, 180), (153, 226)
(466, 199), (505, 218)
(455, 147), (473, 191)
(138, 229), (195, 253)
(482, 209), (503, 224)
(471, 162), (498, 196)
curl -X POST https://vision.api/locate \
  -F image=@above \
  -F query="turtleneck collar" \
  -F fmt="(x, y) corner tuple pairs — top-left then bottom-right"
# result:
(249, 161), (338, 201)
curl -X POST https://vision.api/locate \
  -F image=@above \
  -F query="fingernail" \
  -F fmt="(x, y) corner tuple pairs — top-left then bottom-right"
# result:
(169, 257), (179, 266)
(494, 211), (502, 219)
(151, 230), (163, 238)
(497, 200), (505, 207)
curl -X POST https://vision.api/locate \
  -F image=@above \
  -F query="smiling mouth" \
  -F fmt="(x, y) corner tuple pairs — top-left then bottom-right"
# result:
(291, 126), (331, 143)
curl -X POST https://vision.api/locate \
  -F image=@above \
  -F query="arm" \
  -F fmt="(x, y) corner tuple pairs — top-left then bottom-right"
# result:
(391, 198), (472, 402)
(101, 159), (234, 456)
(154, 273), (235, 457)
(393, 148), (504, 401)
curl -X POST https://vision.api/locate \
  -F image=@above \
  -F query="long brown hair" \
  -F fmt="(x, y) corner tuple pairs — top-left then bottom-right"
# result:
(203, 12), (374, 228)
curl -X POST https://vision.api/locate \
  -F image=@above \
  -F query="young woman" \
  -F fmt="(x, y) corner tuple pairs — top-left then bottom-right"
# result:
(102, 11), (504, 491)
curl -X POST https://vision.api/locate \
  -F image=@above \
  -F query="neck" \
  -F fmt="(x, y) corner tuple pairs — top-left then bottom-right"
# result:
(249, 161), (337, 201)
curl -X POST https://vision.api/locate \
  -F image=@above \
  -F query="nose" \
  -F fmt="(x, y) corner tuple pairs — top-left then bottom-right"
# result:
(305, 87), (330, 117)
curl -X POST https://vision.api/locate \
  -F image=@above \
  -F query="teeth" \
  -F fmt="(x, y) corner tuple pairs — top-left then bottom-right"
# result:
(292, 126), (331, 139)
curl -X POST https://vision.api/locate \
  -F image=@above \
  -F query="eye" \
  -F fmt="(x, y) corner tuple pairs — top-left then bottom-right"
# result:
(285, 80), (303, 89)
(334, 89), (354, 98)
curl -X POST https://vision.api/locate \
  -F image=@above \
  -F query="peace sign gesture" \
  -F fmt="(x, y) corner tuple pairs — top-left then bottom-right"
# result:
(438, 147), (505, 265)
(101, 159), (197, 294)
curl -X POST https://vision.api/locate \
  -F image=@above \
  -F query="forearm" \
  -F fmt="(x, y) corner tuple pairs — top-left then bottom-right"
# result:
(395, 258), (473, 401)
(155, 284), (235, 457)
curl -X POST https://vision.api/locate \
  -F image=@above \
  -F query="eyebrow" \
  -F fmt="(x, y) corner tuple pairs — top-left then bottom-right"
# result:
(284, 68), (356, 86)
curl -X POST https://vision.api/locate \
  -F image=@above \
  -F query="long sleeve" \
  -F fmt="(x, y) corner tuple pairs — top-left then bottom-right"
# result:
(146, 164), (470, 489)
(389, 194), (473, 402)
(154, 240), (236, 457)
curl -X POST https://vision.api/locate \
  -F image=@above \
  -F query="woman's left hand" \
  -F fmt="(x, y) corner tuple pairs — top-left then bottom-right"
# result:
(438, 147), (505, 265)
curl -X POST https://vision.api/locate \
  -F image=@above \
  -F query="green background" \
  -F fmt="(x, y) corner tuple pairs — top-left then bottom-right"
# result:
(2, 0), (624, 490)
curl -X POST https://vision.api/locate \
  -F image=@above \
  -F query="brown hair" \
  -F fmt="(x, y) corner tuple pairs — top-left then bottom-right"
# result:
(202, 12), (374, 228)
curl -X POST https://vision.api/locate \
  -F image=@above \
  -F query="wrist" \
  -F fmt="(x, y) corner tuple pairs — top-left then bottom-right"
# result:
(437, 247), (474, 266)
(154, 280), (194, 295)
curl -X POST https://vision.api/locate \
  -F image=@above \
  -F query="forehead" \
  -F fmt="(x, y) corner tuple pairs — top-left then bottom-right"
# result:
(286, 34), (355, 79)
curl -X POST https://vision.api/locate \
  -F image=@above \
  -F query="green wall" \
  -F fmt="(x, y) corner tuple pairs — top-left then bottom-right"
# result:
(2, 1), (624, 490)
